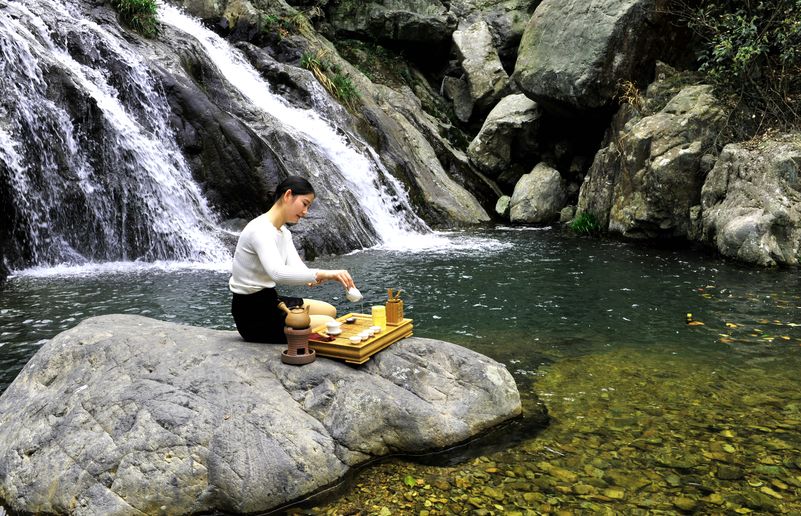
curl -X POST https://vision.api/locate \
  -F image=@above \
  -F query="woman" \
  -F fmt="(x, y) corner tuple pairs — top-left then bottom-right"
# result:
(229, 176), (356, 343)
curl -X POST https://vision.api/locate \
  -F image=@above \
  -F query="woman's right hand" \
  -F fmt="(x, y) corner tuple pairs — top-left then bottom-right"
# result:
(316, 269), (355, 290)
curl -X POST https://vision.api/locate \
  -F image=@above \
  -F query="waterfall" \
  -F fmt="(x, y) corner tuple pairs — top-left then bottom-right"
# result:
(156, 4), (432, 244)
(0, 0), (229, 269)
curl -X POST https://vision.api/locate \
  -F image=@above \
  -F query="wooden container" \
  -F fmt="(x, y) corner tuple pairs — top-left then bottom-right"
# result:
(309, 313), (413, 364)
(386, 299), (404, 325)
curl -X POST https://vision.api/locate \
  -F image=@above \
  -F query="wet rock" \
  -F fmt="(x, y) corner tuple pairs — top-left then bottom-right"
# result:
(0, 315), (522, 515)
(716, 465), (744, 480)
(673, 496), (697, 511)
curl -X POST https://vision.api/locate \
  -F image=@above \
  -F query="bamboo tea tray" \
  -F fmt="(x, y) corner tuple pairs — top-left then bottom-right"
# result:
(309, 313), (413, 364)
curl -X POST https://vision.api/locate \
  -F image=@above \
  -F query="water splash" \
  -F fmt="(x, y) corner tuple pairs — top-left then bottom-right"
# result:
(0, 0), (229, 268)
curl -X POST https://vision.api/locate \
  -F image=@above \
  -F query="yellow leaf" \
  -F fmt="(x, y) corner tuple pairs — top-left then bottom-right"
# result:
(719, 337), (735, 344)
(725, 322), (738, 328)
(688, 321), (705, 326)
(781, 336), (791, 340)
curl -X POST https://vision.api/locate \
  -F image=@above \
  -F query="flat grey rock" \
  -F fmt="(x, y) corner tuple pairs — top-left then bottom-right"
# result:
(0, 315), (521, 514)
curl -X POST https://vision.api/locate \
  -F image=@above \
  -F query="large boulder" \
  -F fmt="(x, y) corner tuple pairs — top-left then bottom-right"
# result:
(448, 0), (541, 69)
(510, 162), (566, 223)
(452, 18), (510, 116)
(0, 315), (525, 515)
(467, 93), (541, 180)
(697, 135), (801, 266)
(326, 0), (456, 46)
(577, 84), (726, 238)
(513, 0), (677, 112)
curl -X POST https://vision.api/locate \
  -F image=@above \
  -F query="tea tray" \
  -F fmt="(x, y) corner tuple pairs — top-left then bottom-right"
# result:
(309, 312), (413, 364)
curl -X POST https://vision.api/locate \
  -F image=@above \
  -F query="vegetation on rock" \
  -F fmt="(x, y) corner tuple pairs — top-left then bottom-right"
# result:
(110, 0), (158, 38)
(673, 0), (801, 137)
(569, 212), (601, 235)
(301, 49), (360, 109)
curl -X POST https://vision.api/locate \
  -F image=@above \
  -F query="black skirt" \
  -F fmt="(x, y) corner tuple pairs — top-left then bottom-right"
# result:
(231, 288), (303, 344)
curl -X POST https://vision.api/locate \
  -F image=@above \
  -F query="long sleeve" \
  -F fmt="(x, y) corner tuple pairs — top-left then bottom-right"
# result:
(229, 215), (318, 294)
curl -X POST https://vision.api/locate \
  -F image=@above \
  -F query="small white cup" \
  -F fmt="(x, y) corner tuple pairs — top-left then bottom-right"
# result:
(326, 321), (342, 334)
(345, 287), (363, 302)
(349, 336), (361, 344)
(369, 325), (381, 334)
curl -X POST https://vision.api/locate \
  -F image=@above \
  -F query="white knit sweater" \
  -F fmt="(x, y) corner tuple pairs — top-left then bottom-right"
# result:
(228, 214), (318, 294)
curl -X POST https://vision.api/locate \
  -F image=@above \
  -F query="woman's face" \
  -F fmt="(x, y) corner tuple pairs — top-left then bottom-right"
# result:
(285, 192), (315, 223)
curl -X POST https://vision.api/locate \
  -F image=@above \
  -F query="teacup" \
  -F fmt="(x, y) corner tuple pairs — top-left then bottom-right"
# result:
(369, 325), (382, 334)
(326, 321), (342, 335)
(349, 336), (361, 344)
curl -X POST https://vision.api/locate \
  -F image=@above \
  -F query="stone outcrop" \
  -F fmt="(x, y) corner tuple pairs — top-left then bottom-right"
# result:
(0, 315), (526, 515)
(326, 0), (456, 46)
(577, 84), (726, 238)
(510, 162), (566, 223)
(448, 0), (539, 69)
(513, 0), (677, 112)
(467, 93), (541, 182)
(697, 135), (801, 266)
(452, 18), (510, 116)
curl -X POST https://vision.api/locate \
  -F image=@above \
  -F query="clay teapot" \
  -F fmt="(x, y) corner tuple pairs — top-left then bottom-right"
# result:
(278, 302), (311, 329)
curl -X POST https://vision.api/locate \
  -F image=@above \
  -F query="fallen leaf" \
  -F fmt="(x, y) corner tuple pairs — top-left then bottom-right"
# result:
(688, 321), (705, 326)
(725, 322), (738, 328)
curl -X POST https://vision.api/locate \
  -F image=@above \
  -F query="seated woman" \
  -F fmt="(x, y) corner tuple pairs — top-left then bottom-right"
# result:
(229, 176), (356, 343)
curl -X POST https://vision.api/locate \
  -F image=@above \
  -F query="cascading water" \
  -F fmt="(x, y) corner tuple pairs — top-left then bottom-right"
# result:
(0, 0), (229, 270)
(156, 4), (432, 245)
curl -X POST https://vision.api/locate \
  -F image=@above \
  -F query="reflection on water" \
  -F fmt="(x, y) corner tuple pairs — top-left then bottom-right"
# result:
(1, 228), (801, 512)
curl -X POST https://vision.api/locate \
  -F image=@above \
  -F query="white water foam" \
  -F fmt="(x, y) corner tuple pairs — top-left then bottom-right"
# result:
(157, 3), (430, 245)
(13, 259), (232, 279)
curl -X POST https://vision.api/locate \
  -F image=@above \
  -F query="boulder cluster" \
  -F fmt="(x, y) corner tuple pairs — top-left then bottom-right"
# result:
(225, 0), (797, 266)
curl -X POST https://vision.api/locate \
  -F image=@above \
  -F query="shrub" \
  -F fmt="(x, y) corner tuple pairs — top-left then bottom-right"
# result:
(111, 0), (158, 38)
(301, 50), (360, 109)
(672, 0), (801, 135)
(570, 212), (602, 234)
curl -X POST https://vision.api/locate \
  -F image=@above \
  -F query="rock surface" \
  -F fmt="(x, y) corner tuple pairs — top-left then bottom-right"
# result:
(510, 162), (566, 223)
(513, 0), (675, 111)
(452, 18), (510, 114)
(0, 315), (522, 515)
(577, 84), (726, 238)
(698, 135), (801, 266)
(326, 0), (456, 45)
(467, 93), (541, 179)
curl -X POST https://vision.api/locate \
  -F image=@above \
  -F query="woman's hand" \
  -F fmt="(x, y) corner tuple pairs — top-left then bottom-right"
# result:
(315, 269), (356, 290)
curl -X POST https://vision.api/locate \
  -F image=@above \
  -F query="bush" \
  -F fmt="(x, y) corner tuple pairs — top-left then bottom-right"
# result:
(301, 50), (360, 109)
(673, 0), (801, 135)
(111, 0), (158, 38)
(569, 212), (602, 235)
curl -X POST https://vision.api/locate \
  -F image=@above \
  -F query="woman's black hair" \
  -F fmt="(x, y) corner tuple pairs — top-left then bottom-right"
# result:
(272, 175), (315, 205)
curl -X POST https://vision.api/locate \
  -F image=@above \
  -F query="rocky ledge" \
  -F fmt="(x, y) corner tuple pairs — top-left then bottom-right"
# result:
(0, 315), (522, 515)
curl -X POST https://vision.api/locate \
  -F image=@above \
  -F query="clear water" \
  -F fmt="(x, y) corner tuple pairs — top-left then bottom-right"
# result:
(1, 228), (800, 512)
